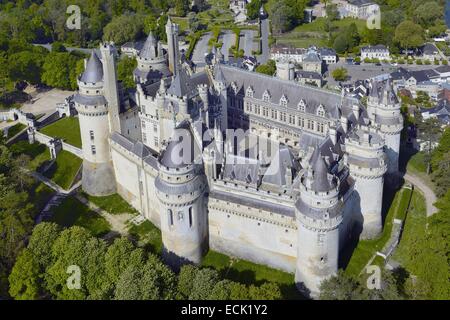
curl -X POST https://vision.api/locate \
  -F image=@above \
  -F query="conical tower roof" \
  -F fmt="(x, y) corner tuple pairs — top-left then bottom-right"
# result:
(80, 51), (103, 83)
(304, 153), (337, 193)
(139, 32), (157, 59)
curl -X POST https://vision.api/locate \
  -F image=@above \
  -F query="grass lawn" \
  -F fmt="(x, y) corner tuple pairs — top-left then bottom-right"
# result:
(344, 186), (413, 277)
(274, 17), (366, 48)
(83, 193), (138, 215)
(44, 150), (82, 190)
(10, 141), (51, 172)
(39, 116), (81, 148)
(49, 196), (111, 237)
(6, 123), (26, 138)
(202, 250), (303, 299)
(128, 220), (163, 254)
(392, 192), (427, 266)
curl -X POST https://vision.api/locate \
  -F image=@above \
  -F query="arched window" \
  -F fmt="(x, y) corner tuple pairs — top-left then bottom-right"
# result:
(231, 82), (238, 94)
(168, 209), (173, 226)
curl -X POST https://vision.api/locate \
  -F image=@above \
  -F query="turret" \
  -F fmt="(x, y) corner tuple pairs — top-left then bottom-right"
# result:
(100, 43), (121, 134)
(165, 17), (180, 75)
(344, 126), (387, 239)
(367, 79), (402, 183)
(155, 121), (208, 269)
(295, 152), (343, 298)
(276, 58), (295, 81)
(134, 32), (168, 84)
(74, 50), (116, 196)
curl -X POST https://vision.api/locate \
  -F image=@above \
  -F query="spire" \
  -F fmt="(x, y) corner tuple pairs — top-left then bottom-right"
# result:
(304, 151), (337, 193)
(381, 78), (399, 105)
(80, 51), (103, 83)
(139, 32), (157, 59)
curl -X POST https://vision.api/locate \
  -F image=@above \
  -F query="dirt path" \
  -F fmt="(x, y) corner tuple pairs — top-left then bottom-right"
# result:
(403, 173), (438, 217)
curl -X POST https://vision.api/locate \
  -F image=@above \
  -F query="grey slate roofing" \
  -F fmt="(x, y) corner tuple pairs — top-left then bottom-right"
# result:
(111, 132), (154, 159)
(160, 120), (202, 168)
(73, 93), (107, 106)
(167, 68), (210, 98)
(80, 51), (103, 83)
(361, 44), (388, 52)
(262, 145), (300, 186)
(309, 154), (337, 192)
(224, 154), (260, 186)
(139, 32), (157, 59)
(422, 43), (439, 55)
(215, 64), (359, 119)
(210, 190), (295, 217)
(319, 47), (336, 56)
(296, 70), (322, 80)
(435, 65), (450, 74)
(295, 197), (342, 219)
(348, 0), (375, 6)
(421, 100), (450, 115)
(303, 50), (322, 63)
(370, 79), (399, 105)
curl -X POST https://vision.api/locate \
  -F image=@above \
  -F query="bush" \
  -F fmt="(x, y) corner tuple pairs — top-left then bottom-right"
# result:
(416, 59), (423, 65)
(424, 59), (431, 65)
(443, 60), (448, 65)
(434, 59), (440, 65)
(398, 58), (405, 64)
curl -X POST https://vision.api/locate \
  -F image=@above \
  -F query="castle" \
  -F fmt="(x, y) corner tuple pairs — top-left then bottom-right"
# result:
(73, 18), (403, 297)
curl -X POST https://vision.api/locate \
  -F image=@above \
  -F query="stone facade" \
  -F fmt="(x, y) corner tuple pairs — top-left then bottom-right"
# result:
(74, 19), (402, 298)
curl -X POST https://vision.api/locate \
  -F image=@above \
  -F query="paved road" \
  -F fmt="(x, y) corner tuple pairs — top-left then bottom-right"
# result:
(33, 43), (94, 54)
(192, 32), (212, 64)
(403, 172), (438, 217)
(21, 88), (74, 118)
(220, 31), (236, 62)
(239, 30), (257, 57)
(258, 18), (270, 64)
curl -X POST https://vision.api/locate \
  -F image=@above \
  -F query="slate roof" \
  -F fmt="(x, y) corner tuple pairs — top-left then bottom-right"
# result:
(80, 51), (103, 83)
(167, 69), (210, 98)
(139, 32), (157, 60)
(214, 64), (359, 120)
(160, 121), (202, 168)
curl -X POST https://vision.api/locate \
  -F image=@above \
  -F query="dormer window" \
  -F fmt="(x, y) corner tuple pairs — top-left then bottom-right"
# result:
(298, 100), (306, 112)
(231, 82), (238, 94)
(280, 95), (288, 107)
(246, 86), (254, 98)
(317, 105), (325, 117)
(263, 90), (271, 102)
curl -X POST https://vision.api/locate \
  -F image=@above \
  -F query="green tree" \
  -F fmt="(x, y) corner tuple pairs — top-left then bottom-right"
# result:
(27, 222), (61, 270)
(41, 52), (82, 90)
(177, 264), (198, 299)
(248, 282), (282, 300)
(117, 56), (137, 89)
(8, 249), (40, 300)
(331, 67), (348, 81)
(319, 270), (366, 300)
(103, 14), (144, 45)
(394, 20), (424, 51)
(413, 1), (443, 28)
(105, 237), (145, 284)
(255, 59), (276, 76)
(189, 268), (220, 300)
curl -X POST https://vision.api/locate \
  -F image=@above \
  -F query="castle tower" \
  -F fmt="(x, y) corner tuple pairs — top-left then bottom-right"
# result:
(367, 80), (403, 182)
(100, 43), (121, 134)
(345, 126), (387, 239)
(295, 153), (343, 298)
(134, 31), (168, 84)
(74, 51), (116, 196)
(165, 17), (180, 75)
(276, 58), (295, 81)
(155, 122), (208, 269)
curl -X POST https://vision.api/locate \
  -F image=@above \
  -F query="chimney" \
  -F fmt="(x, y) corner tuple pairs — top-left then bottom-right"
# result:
(329, 126), (337, 145)
(352, 104), (360, 119)
(340, 116), (348, 133)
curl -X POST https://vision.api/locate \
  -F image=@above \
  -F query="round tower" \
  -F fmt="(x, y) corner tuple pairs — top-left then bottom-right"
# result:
(155, 122), (208, 269)
(74, 51), (116, 196)
(276, 58), (295, 81)
(165, 17), (180, 75)
(295, 154), (343, 298)
(344, 126), (387, 239)
(367, 79), (403, 181)
(134, 32), (168, 84)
